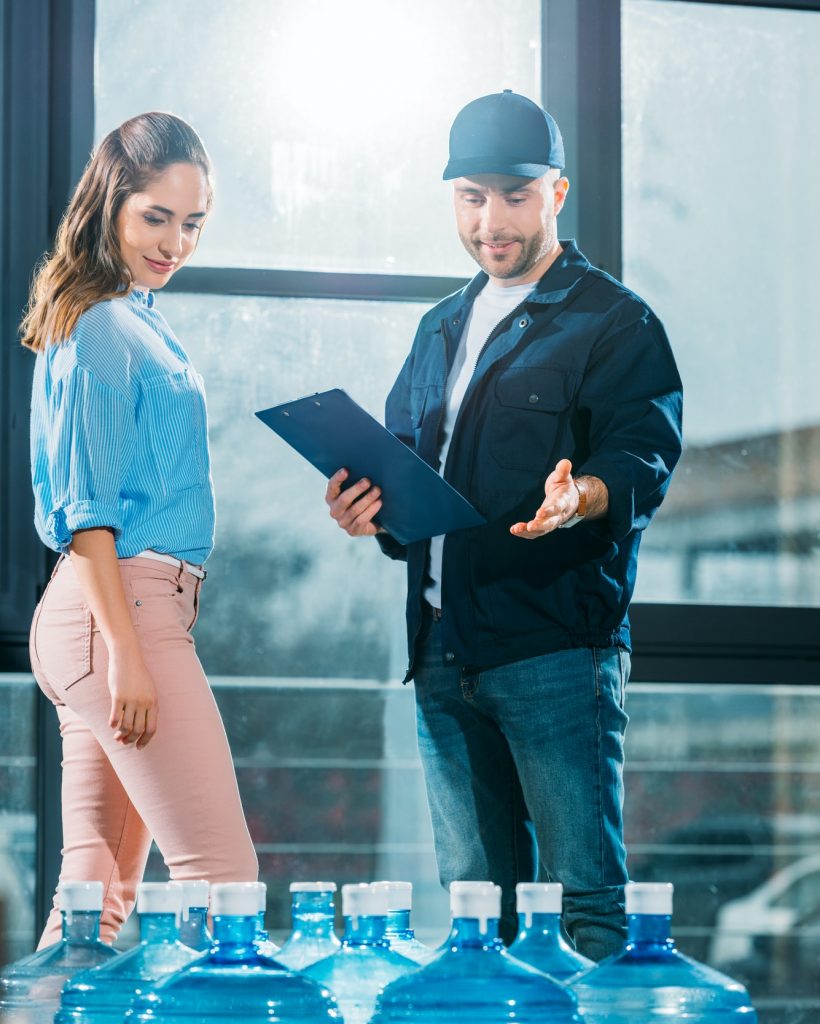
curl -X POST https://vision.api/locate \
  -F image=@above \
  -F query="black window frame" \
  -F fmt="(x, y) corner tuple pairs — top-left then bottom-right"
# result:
(3, 0), (820, 939)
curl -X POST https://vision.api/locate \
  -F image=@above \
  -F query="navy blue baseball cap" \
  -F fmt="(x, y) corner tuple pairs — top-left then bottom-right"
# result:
(442, 89), (565, 180)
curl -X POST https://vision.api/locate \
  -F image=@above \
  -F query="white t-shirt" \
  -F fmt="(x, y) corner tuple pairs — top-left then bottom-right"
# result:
(424, 279), (536, 608)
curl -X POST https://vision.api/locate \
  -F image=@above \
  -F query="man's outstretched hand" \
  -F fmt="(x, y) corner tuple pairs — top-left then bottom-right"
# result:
(510, 458), (583, 540)
(325, 468), (386, 537)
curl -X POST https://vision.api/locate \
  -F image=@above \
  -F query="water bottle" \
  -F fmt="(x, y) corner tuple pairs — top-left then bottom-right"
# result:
(56, 881), (198, 1023)
(304, 883), (417, 1024)
(276, 882), (341, 970)
(178, 881), (211, 952)
(508, 883), (594, 982)
(251, 881), (280, 958)
(370, 881), (580, 1023)
(571, 882), (758, 1022)
(128, 881), (341, 1023)
(372, 881), (433, 964)
(0, 881), (118, 1024)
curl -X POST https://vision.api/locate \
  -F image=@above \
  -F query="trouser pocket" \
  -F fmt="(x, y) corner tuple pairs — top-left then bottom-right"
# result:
(32, 596), (93, 692)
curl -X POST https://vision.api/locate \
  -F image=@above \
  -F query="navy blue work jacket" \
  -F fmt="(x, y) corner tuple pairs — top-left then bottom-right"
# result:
(377, 240), (683, 681)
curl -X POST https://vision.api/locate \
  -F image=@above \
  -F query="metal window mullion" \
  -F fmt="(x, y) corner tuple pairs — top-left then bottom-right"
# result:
(164, 267), (470, 303)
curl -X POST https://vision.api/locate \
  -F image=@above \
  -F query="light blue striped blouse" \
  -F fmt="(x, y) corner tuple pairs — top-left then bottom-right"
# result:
(30, 289), (215, 564)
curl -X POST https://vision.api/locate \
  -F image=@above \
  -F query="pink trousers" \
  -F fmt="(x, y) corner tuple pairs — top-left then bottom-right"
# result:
(29, 555), (258, 947)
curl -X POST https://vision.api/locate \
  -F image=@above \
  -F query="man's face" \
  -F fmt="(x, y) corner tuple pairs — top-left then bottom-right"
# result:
(453, 172), (567, 284)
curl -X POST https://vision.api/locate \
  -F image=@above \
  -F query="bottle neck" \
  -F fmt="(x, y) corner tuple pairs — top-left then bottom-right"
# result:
(448, 916), (504, 949)
(385, 909), (413, 938)
(180, 907), (210, 942)
(212, 915), (260, 960)
(139, 913), (180, 943)
(516, 911), (562, 942)
(61, 911), (102, 944)
(255, 912), (269, 940)
(343, 914), (389, 946)
(625, 914), (676, 952)
(291, 894), (336, 939)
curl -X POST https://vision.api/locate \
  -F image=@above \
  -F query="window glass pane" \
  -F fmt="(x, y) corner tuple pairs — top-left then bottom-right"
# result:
(95, 0), (541, 276)
(0, 678), (37, 961)
(622, 1), (820, 606)
(156, 292), (418, 680)
(626, 683), (820, 1020)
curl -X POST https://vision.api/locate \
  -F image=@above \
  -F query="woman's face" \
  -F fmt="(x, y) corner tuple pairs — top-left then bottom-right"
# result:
(116, 162), (210, 289)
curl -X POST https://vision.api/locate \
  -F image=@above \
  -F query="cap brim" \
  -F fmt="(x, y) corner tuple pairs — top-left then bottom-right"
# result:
(442, 158), (554, 181)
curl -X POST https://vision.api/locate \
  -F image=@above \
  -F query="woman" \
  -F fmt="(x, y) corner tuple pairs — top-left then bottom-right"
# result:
(22, 112), (258, 947)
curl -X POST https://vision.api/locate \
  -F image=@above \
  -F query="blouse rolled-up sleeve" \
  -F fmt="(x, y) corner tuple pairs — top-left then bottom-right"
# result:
(41, 365), (137, 549)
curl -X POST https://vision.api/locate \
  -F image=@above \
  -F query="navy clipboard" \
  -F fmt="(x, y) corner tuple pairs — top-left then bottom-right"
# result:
(255, 388), (485, 545)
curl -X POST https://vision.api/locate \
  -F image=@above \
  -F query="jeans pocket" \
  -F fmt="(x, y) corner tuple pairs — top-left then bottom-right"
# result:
(32, 599), (93, 690)
(127, 573), (181, 628)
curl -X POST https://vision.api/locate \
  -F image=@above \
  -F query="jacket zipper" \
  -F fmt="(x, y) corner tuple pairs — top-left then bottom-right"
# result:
(428, 300), (531, 671)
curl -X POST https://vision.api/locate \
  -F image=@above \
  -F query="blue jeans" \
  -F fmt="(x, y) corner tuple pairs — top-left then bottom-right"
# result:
(413, 612), (630, 961)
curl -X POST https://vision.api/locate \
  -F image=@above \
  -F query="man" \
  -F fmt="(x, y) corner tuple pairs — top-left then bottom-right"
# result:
(326, 90), (683, 960)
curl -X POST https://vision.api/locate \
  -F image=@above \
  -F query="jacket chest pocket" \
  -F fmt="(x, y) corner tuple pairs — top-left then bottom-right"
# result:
(488, 366), (580, 472)
(139, 370), (208, 492)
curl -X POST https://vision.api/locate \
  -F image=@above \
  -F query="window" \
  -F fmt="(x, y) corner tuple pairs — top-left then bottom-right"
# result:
(623, 0), (820, 607)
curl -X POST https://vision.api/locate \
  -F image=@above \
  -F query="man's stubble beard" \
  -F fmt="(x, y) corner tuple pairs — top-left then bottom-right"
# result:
(460, 220), (558, 281)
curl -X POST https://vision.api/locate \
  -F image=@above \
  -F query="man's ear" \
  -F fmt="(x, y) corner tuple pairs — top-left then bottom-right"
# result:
(554, 176), (570, 215)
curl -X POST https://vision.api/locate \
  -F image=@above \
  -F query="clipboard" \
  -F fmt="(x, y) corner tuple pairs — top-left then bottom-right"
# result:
(255, 388), (486, 545)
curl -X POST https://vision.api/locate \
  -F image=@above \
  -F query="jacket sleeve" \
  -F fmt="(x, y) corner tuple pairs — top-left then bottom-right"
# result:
(374, 344), (417, 562)
(576, 309), (683, 543)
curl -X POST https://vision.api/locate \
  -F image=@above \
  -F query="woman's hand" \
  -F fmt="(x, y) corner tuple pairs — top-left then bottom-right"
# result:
(108, 645), (158, 748)
(69, 527), (160, 748)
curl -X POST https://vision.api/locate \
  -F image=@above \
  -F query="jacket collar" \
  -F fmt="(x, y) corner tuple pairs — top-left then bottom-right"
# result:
(445, 239), (590, 321)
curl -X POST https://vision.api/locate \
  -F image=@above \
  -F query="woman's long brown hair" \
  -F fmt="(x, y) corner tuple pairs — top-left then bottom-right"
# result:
(21, 111), (213, 352)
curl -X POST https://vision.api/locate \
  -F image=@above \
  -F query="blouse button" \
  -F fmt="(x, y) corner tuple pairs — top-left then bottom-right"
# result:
(135, 600), (143, 607)
(528, 394), (539, 404)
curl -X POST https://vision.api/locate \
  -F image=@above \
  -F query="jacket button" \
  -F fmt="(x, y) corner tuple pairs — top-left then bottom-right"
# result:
(445, 651), (455, 662)
(453, 318), (460, 326)
(519, 318), (528, 328)
(528, 394), (539, 404)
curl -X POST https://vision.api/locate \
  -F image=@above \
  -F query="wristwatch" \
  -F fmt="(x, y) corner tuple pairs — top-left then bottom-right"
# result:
(559, 479), (587, 529)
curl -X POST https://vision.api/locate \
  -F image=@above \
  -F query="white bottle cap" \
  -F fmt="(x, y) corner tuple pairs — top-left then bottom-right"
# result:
(179, 880), (210, 910)
(625, 882), (674, 916)
(450, 881), (501, 931)
(137, 882), (183, 920)
(211, 882), (264, 917)
(516, 882), (563, 922)
(289, 881), (337, 894)
(372, 881), (412, 911)
(59, 881), (104, 913)
(342, 883), (389, 923)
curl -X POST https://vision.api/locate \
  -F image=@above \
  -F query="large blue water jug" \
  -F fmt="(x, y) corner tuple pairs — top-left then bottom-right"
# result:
(508, 883), (594, 982)
(0, 881), (118, 1024)
(276, 882), (341, 971)
(128, 882), (341, 1023)
(177, 881), (211, 952)
(571, 882), (758, 1022)
(371, 881), (580, 1023)
(372, 881), (433, 964)
(304, 883), (417, 1024)
(56, 881), (198, 1023)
